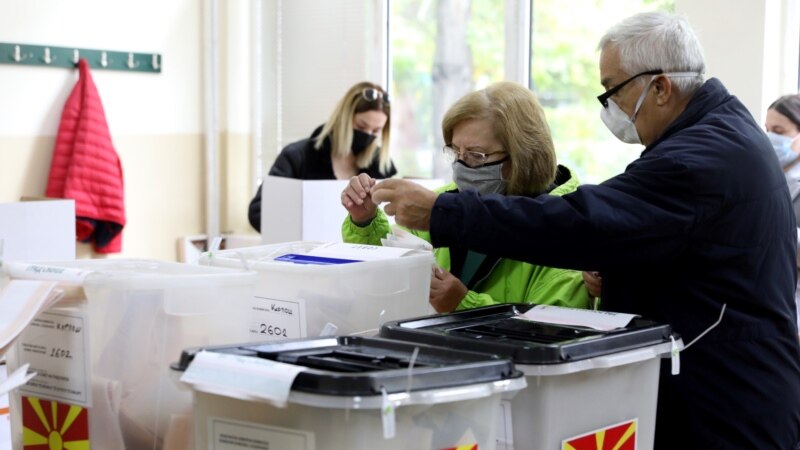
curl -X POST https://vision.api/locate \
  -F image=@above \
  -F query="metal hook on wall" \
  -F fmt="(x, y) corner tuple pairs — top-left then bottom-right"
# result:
(127, 52), (139, 69)
(12, 45), (23, 62)
(0, 42), (161, 73)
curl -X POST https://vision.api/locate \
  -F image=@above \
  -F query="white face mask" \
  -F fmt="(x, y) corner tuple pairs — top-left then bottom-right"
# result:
(768, 131), (800, 167)
(599, 71), (700, 145)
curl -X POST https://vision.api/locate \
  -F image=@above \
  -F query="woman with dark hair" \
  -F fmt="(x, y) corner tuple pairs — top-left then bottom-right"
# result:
(248, 81), (396, 231)
(766, 93), (800, 336)
(766, 94), (800, 176)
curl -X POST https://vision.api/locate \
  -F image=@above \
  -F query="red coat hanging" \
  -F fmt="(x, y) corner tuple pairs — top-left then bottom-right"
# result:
(46, 58), (125, 253)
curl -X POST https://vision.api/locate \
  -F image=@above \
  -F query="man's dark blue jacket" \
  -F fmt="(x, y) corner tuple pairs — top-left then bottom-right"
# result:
(430, 78), (800, 449)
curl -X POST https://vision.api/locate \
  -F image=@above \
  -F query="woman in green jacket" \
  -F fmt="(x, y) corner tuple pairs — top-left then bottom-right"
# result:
(341, 81), (591, 312)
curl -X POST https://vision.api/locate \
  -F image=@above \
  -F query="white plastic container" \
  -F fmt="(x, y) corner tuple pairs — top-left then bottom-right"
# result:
(380, 304), (676, 450)
(175, 336), (526, 450)
(5, 259), (257, 450)
(200, 241), (435, 340)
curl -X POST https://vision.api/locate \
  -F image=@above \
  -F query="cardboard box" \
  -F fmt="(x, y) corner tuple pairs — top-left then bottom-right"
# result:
(0, 199), (75, 261)
(260, 177), (445, 244)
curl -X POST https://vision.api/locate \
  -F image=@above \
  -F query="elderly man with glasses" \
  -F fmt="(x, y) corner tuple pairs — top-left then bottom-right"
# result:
(371, 11), (800, 449)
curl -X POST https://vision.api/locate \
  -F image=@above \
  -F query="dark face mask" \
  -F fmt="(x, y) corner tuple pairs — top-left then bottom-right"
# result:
(352, 129), (377, 156)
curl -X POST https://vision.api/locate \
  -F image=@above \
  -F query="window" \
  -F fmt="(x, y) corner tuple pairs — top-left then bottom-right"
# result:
(531, 0), (674, 184)
(390, 0), (508, 179)
(390, 0), (674, 184)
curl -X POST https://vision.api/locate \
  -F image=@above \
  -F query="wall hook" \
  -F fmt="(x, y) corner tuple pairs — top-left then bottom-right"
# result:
(126, 52), (139, 69)
(0, 42), (160, 73)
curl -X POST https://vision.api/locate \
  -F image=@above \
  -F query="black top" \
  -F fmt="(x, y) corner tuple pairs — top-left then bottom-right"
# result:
(380, 304), (674, 364)
(248, 126), (397, 231)
(429, 79), (800, 449)
(173, 336), (522, 396)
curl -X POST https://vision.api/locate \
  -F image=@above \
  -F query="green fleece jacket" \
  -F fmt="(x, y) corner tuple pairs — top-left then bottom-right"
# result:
(342, 165), (591, 310)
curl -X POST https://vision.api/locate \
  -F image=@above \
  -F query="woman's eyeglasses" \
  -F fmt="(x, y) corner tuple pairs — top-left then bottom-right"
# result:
(362, 88), (389, 104)
(442, 145), (506, 167)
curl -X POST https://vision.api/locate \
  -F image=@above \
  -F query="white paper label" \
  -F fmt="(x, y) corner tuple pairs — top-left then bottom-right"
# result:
(13, 305), (91, 407)
(250, 296), (307, 340)
(181, 351), (306, 407)
(495, 399), (514, 450)
(209, 417), (315, 450)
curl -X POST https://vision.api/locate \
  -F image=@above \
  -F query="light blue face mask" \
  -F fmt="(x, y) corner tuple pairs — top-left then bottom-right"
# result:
(767, 131), (800, 167)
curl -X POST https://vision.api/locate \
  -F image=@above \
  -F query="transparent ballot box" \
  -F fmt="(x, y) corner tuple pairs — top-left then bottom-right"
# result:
(174, 336), (526, 450)
(5, 259), (256, 450)
(200, 241), (435, 340)
(380, 304), (676, 450)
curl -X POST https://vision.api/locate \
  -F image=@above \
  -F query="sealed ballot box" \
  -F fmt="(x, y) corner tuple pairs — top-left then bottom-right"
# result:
(200, 241), (435, 340)
(174, 336), (526, 450)
(4, 259), (257, 450)
(380, 304), (677, 450)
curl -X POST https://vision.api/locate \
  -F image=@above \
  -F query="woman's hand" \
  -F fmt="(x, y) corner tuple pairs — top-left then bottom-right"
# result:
(429, 267), (468, 313)
(341, 174), (378, 225)
(582, 271), (602, 298)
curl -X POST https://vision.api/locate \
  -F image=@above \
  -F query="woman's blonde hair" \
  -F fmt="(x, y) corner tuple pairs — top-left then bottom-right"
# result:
(442, 81), (556, 195)
(315, 81), (392, 174)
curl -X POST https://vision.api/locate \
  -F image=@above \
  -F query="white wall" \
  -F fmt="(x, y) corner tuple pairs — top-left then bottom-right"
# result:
(677, 0), (800, 125)
(0, 0), (207, 261)
(0, 1), (203, 136)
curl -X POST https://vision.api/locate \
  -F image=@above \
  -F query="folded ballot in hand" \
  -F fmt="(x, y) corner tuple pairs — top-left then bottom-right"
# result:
(381, 226), (433, 251)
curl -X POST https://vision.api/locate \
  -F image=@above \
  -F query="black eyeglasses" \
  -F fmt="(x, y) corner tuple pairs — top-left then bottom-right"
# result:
(597, 69), (663, 108)
(362, 88), (390, 104)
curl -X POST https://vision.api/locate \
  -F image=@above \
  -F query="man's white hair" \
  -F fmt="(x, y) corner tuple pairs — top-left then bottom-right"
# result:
(599, 12), (706, 95)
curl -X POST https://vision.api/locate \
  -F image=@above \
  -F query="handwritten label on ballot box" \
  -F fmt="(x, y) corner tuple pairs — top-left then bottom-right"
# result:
(13, 303), (91, 407)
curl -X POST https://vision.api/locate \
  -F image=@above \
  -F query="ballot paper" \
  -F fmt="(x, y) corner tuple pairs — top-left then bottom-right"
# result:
(274, 242), (419, 265)
(0, 363), (35, 397)
(514, 304), (638, 331)
(0, 280), (64, 356)
(381, 226), (434, 251)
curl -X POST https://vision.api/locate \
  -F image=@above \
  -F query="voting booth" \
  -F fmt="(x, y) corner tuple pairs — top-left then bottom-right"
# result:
(380, 304), (677, 450)
(201, 241), (435, 340)
(175, 336), (526, 450)
(259, 176), (444, 244)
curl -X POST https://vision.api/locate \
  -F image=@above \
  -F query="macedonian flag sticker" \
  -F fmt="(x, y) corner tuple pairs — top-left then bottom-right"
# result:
(562, 419), (637, 450)
(22, 395), (90, 450)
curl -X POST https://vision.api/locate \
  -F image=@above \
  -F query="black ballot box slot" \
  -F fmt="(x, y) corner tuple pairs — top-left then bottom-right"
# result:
(380, 303), (675, 364)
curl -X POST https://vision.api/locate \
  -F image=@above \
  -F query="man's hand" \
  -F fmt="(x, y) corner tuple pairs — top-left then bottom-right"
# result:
(341, 174), (378, 225)
(429, 267), (467, 313)
(371, 179), (438, 231)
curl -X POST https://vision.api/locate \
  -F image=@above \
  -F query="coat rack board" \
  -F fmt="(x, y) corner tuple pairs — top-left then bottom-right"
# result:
(0, 42), (161, 73)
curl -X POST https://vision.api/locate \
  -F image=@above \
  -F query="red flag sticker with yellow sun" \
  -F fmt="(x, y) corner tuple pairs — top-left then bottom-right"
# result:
(562, 419), (637, 450)
(439, 445), (478, 450)
(21, 395), (89, 450)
